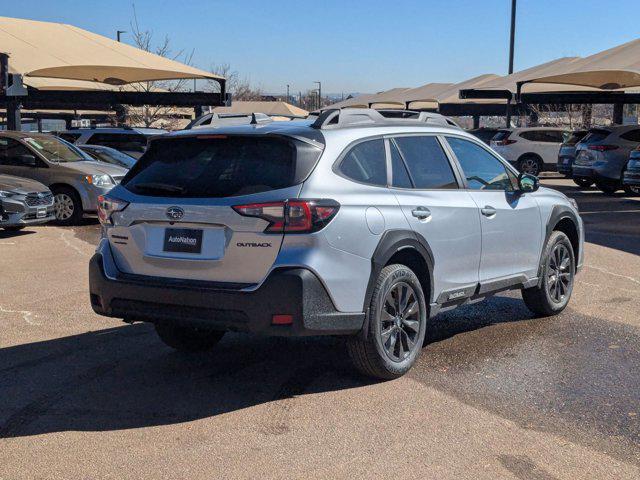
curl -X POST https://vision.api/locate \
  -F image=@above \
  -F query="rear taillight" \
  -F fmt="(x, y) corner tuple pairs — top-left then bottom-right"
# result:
(493, 139), (517, 146)
(233, 199), (340, 233)
(588, 145), (619, 151)
(97, 195), (129, 225)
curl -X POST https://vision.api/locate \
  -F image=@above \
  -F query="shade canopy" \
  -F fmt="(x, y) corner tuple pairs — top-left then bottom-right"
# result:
(213, 101), (308, 117)
(0, 16), (222, 85)
(521, 38), (640, 90)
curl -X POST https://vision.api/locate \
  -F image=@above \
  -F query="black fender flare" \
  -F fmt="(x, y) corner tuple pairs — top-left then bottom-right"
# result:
(360, 229), (434, 338)
(536, 205), (580, 284)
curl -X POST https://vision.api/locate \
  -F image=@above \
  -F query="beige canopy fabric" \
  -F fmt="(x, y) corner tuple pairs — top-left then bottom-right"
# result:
(0, 16), (222, 85)
(327, 89), (408, 110)
(521, 38), (640, 90)
(213, 101), (308, 117)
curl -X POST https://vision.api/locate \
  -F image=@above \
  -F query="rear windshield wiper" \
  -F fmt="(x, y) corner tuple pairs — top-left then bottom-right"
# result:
(132, 182), (186, 194)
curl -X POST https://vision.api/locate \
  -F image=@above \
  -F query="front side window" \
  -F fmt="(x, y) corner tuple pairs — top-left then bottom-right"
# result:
(446, 137), (516, 191)
(393, 136), (457, 189)
(339, 139), (387, 186)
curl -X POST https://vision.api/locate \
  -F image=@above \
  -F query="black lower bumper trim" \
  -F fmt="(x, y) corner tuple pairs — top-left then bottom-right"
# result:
(89, 254), (364, 336)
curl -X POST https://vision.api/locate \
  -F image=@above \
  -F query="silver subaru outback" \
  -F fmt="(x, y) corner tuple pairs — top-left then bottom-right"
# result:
(89, 109), (584, 379)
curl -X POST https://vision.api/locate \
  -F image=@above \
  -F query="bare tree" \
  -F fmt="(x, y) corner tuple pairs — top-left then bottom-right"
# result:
(207, 63), (263, 101)
(123, 3), (195, 129)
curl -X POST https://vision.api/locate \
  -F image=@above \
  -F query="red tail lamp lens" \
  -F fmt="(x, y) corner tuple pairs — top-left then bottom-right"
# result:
(272, 314), (293, 325)
(588, 145), (619, 151)
(233, 199), (339, 233)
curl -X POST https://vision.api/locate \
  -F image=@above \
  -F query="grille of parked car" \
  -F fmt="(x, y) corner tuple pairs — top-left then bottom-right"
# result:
(24, 192), (54, 206)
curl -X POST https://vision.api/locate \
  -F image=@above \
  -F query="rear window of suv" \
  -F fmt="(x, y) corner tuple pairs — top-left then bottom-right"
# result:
(581, 129), (611, 144)
(122, 135), (321, 198)
(492, 130), (511, 142)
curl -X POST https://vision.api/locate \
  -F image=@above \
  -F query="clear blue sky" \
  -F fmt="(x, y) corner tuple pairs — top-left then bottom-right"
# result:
(4, 0), (640, 94)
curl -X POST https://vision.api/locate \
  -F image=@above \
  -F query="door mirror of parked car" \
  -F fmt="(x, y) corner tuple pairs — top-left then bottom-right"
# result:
(518, 173), (539, 192)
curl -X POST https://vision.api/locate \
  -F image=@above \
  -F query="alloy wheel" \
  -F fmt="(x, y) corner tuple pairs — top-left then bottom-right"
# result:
(54, 193), (74, 221)
(379, 282), (421, 362)
(547, 243), (573, 304)
(519, 158), (540, 176)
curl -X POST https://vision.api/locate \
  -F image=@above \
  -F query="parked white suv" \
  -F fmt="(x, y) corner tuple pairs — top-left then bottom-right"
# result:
(491, 127), (568, 176)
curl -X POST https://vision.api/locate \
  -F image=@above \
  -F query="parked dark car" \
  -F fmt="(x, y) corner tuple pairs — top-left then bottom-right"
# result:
(78, 145), (136, 169)
(622, 148), (640, 194)
(468, 127), (500, 145)
(557, 129), (588, 184)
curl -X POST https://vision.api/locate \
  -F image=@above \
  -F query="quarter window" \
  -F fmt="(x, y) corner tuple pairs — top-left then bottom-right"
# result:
(339, 139), (387, 186)
(393, 136), (457, 189)
(446, 137), (517, 191)
(620, 129), (640, 142)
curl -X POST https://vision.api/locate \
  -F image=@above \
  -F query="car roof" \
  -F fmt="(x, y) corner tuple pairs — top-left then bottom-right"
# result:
(510, 127), (567, 132)
(57, 127), (167, 135)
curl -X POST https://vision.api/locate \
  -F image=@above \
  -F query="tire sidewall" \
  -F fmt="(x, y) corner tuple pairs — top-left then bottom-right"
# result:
(370, 266), (427, 376)
(541, 232), (575, 312)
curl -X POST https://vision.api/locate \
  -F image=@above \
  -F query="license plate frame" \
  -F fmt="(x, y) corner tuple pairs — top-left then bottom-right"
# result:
(37, 208), (47, 219)
(163, 228), (203, 254)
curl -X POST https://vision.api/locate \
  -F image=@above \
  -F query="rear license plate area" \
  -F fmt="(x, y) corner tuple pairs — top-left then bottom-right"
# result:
(163, 228), (203, 254)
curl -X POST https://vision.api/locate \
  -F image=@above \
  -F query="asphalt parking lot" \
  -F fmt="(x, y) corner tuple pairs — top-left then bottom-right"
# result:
(1, 178), (639, 479)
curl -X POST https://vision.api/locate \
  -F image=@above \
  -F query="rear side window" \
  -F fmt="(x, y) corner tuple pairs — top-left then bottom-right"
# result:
(339, 139), (387, 186)
(389, 142), (412, 188)
(619, 129), (640, 142)
(520, 130), (564, 143)
(563, 131), (588, 145)
(393, 136), (458, 189)
(123, 136), (319, 198)
(88, 133), (148, 153)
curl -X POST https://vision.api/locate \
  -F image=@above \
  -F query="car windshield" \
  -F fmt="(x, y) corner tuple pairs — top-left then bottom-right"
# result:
(82, 146), (136, 169)
(492, 130), (511, 141)
(23, 136), (85, 163)
(581, 129), (611, 145)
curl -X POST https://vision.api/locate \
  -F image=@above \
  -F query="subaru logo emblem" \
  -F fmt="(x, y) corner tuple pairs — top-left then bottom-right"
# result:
(166, 206), (184, 220)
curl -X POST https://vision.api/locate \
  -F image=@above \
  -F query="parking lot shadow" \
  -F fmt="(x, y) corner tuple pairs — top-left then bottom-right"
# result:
(0, 229), (36, 239)
(0, 324), (374, 438)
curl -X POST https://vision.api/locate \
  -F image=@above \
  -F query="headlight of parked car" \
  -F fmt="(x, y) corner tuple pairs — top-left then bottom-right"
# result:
(85, 174), (115, 188)
(0, 190), (18, 198)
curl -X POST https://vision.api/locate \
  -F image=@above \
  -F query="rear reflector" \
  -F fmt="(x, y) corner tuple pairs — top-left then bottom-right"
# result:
(588, 145), (619, 151)
(272, 314), (293, 325)
(233, 199), (339, 233)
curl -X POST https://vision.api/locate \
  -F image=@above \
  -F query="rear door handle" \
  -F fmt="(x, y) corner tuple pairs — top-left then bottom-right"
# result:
(411, 206), (431, 219)
(481, 206), (497, 217)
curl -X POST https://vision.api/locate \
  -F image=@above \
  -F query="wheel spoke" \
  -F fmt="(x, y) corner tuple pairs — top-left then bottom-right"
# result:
(398, 285), (408, 314)
(381, 326), (395, 343)
(403, 300), (418, 317)
(402, 318), (420, 334)
(394, 330), (403, 359)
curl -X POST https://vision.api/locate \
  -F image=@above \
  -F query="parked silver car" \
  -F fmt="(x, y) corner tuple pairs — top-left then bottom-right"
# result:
(573, 125), (640, 195)
(56, 127), (167, 159)
(89, 109), (583, 379)
(0, 132), (128, 225)
(0, 174), (54, 231)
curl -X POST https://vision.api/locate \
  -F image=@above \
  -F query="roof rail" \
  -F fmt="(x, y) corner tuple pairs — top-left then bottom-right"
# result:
(311, 108), (460, 130)
(185, 112), (273, 129)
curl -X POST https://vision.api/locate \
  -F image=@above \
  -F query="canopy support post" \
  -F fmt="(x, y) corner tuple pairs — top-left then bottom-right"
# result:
(7, 99), (22, 131)
(613, 103), (624, 125)
(472, 115), (480, 129)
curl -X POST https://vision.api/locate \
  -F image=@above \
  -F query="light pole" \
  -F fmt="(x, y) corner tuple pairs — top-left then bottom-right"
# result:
(314, 81), (321, 109)
(286, 84), (290, 103)
(506, 0), (517, 127)
(116, 30), (126, 42)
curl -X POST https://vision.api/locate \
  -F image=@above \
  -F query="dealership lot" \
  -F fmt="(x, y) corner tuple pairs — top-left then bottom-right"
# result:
(0, 178), (639, 479)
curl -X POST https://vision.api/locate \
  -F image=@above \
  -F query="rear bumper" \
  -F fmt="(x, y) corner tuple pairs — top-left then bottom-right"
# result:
(557, 157), (573, 175)
(89, 247), (365, 337)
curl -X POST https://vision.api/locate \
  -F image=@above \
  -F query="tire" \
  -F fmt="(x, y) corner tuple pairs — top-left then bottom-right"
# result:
(522, 231), (575, 317)
(347, 264), (427, 380)
(573, 178), (593, 188)
(596, 181), (619, 196)
(154, 323), (225, 352)
(52, 186), (83, 226)
(623, 185), (640, 196)
(2, 226), (25, 231)
(517, 155), (542, 176)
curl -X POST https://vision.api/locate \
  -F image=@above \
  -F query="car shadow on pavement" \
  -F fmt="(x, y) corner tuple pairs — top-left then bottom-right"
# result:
(0, 229), (36, 239)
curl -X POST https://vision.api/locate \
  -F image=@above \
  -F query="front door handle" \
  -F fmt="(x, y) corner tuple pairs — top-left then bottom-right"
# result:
(481, 206), (497, 217)
(411, 206), (431, 219)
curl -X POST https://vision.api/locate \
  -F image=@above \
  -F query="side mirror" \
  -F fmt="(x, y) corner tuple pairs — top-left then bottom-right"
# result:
(16, 154), (37, 167)
(518, 173), (539, 192)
